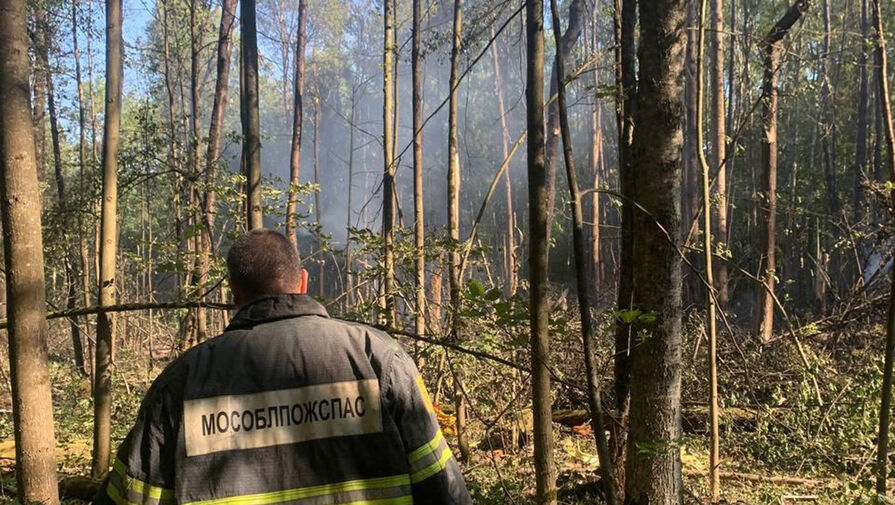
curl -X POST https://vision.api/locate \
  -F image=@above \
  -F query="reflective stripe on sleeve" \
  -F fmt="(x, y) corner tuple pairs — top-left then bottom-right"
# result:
(406, 429), (455, 484)
(107, 459), (175, 505)
(181, 474), (413, 505)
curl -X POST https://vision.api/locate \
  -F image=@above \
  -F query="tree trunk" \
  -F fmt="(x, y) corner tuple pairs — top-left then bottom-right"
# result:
(202, 0), (237, 336)
(92, 0), (122, 479)
(756, 1), (809, 343)
(0, 0), (61, 500)
(697, 0), (721, 499)
(589, 7), (602, 289)
(381, 0), (396, 324)
(526, 1), (556, 502)
(543, 0), (585, 241)
(73, 0), (92, 379)
(549, 1), (616, 501)
(313, 95), (323, 296)
(412, 0), (426, 336)
(490, 24), (516, 297)
(190, 0), (207, 342)
(854, 0), (869, 227)
(820, 0), (839, 219)
(623, 1), (686, 504)
(611, 0), (636, 495)
(447, 0), (470, 463)
(872, 0), (895, 494)
(286, 0), (306, 249)
(345, 82), (357, 307)
(241, 0), (262, 229)
(710, 0), (729, 307)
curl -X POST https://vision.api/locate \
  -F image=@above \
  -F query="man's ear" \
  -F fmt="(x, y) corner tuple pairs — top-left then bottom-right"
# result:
(230, 281), (244, 307)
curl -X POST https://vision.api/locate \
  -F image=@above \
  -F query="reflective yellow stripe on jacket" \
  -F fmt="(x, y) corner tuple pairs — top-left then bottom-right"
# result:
(107, 459), (176, 505)
(181, 474), (413, 505)
(407, 430), (454, 484)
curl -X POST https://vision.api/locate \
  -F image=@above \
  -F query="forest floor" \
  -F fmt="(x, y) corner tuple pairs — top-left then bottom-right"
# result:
(0, 295), (891, 504)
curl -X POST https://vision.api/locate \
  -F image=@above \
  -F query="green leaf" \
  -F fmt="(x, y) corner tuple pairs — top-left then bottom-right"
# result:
(467, 280), (486, 297)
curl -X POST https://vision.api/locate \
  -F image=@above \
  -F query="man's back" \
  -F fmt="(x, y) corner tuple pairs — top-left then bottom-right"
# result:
(95, 294), (470, 505)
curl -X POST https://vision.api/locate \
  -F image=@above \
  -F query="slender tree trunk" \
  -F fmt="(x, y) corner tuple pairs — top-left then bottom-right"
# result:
(241, 0), (262, 229)
(526, 1), (556, 502)
(872, 0), (895, 494)
(202, 0), (236, 335)
(382, 0), (396, 324)
(820, 0), (839, 220)
(854, 0), (869, 227)
(611, 0), (636, 495)
(412, 0), (426, 336)
(73, 0), (92, 380)
(490, 24), (516, 297)
(286, 0), (306, 249)
(710, 0), (729, 307)
(589, 7), (602, 289)
(543, 0), (585, 241)
(345, 82), (357, 306)
(313, 95), (323, 296)
(549, 1), (616, 501)
(757, 1), (809, 343)
(447, 0), (470, 463)
(0, 1), (61, 500)
(92, 0), (122, 479)
(190, 0), (207, 342)
(623, 1), (686, 504)
(697, 0), (721, 499)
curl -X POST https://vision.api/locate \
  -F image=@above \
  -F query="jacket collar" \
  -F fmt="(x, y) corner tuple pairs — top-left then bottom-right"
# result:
(226, 294), (329, 331)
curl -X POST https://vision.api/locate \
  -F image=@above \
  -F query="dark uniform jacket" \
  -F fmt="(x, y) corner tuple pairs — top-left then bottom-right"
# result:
(94, 294), (471, 505)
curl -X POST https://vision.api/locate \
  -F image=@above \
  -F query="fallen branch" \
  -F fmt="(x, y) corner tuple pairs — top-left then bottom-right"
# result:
(683, 469), (826, 488)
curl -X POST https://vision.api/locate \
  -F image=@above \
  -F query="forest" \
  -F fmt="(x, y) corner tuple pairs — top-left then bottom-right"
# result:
(0, 0), (894, 502)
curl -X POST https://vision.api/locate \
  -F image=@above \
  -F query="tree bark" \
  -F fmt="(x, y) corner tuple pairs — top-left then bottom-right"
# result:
(549, 1), (616, 501)
(190, 0), (207, 342)
(697, 0), (721, 499)
(241, 0), (263, 229)
(447, 0), (470, 463)
(854, 0), (869, 227)
(381, 0), (396, 324)
(202, 0), (237, 338)
(872, 0), (895, 494)
(623, 0), (686, 503)
(73, 0), (92, 380)
(756, 1), (809, 343)
(611, 0), (636, 494)
(286, 0), (306, 249)
(91, 0), (122, 478)
(543, 0), (585, 242)
(0, 0), (61, 501)
(490, 24), (516, 297)
(526, 0), (556, 502)
(710, 0), (729, 307)
(412, 0), (426, 336)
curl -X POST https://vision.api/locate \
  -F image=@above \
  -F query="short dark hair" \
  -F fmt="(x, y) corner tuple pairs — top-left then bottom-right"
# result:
(226, 229), (302, 300)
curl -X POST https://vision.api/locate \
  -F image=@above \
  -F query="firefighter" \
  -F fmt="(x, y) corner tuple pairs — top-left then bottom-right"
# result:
(94, 229), (471, 505)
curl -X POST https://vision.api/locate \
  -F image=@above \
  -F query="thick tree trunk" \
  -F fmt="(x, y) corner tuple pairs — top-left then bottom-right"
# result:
(526, 1), (556, 503)
(412, 0), (426, 336)
(872, 0), (895, 494)
(286, 0), (306, 249)
(241, 0), (262, 229)
(549, 1), (616, 501)
(0, 0), (61, 501)
(756, 1), (809, 343)
(92, 0), (122, 479)
(623, 1), (686, 504)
